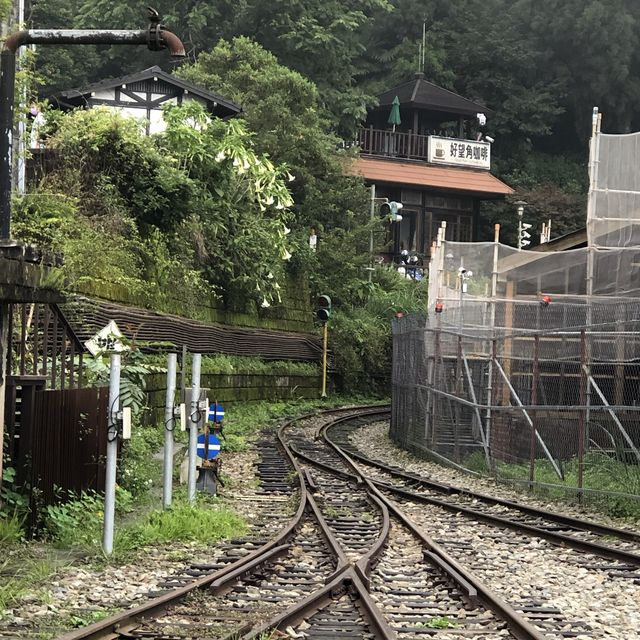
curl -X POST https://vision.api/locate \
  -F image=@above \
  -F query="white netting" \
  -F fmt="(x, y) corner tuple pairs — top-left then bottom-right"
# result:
(393, 115), (640, 508)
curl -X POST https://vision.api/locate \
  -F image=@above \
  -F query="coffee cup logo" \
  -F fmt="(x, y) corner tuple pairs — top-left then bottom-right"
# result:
(435, 142), (444, 158)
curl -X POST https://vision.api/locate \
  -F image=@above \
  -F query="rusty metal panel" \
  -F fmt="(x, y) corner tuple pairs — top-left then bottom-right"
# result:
(29, 386), (109, 512)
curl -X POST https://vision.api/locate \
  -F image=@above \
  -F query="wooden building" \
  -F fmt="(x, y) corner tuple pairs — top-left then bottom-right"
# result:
(49, 65), (241, 135)
(348, 73), (513, 263)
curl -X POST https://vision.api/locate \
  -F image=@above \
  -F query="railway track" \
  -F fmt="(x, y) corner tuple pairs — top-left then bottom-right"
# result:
(326, 415), (640, 567)
(54, 405), (640, 640)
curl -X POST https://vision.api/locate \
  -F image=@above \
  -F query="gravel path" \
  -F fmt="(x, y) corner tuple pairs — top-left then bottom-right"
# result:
(350, 420), (640, 529)
(351, 419), (640, 639)
(0, 441), (282, 638)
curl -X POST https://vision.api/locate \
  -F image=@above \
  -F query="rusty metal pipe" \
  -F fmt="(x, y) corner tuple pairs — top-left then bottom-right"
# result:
(2, 28), (185, 57)
(0, 26), (185, 240)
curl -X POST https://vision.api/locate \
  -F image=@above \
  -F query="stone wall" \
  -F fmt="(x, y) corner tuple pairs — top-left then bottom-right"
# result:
(145, 371), (320, 423)
(75, 273), (313, 334)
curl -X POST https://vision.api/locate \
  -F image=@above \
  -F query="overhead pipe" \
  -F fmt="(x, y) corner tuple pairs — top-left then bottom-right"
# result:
(0, 12), (186, 239)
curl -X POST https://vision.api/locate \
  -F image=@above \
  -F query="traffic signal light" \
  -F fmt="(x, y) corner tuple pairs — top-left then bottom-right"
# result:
(380, 200), (403, 222)
(316, 294), (332, 322)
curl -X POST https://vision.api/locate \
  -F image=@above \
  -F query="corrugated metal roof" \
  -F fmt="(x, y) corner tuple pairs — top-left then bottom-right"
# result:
(347, 157), (514, 196)
(60, 296), (322, 361)
(376, 74), (491, 117)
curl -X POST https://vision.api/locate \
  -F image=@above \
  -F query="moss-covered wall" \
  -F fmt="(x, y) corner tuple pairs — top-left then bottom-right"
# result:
(145, 371), (320, 423)
(75, 273), (314, 334)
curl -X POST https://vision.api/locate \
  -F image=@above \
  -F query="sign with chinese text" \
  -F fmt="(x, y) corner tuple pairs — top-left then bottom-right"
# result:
(84, 320), (129, 355)
(428, 136), (491, 170)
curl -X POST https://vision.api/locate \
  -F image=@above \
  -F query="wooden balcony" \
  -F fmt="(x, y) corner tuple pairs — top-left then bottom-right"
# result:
(357, 126), (429, 161)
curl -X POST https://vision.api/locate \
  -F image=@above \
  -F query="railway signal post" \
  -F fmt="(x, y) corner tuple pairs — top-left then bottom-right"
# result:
(316, 295), (331, 398)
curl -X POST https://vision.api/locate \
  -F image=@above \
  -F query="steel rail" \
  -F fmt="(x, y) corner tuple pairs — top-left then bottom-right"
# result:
(57, 407), (324, 640)
(56, 405), (384, 640)
(328, 421), (640, 558)
(342, 439), (640, 543)
(243, 566), (397, 640)
(320, 415), (549, 640)
(376, 480), (640, 566)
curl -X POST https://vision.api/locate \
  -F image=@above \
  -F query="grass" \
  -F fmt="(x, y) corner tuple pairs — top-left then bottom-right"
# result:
(125, 499), (246, 546)
(0, 512), (25, 544)
(0, 553), (66, 616)
(146, 353), (320, 377)
(221, 394), (386, 453)
(0, 393), (385, 622)
(463, 450), (640, 519)
(42, 491), (247, 560)
(417, 616), (458, 629)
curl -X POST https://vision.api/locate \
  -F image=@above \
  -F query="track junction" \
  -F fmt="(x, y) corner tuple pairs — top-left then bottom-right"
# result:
(56, 406), (640, 640)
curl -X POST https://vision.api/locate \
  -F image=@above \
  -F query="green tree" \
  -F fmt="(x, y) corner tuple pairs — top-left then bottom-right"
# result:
(14, 104), (296, 308)
(178, 37), (370, 235)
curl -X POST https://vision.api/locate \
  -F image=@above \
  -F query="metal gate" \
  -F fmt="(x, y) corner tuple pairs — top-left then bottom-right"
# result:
(26, 386), (109, 520)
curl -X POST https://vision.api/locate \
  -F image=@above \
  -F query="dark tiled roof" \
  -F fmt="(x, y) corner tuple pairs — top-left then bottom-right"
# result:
(376, 74), (491, 118)
(52, 66), (241, 118)
(347, 157), (513, 197)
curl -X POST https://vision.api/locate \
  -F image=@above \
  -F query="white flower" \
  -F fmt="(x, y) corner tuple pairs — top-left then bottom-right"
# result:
(215, 151), (226, 162)
(287, 171), (295, 182)
(267, 272), (274, 279)
(283, 226), (291, 235)
(282, 249), (292, 261)
(265, 195), (275, 205)
(261, 298), (271, 308)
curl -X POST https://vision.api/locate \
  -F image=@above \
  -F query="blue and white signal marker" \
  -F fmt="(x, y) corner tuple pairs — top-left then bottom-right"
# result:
(197, 433), (221, 460)
(208, 403), (225, 423)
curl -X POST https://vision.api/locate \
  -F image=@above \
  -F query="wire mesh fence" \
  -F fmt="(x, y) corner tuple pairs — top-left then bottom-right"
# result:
(391, 303), (640, 513)
(392, 119), (640, 514)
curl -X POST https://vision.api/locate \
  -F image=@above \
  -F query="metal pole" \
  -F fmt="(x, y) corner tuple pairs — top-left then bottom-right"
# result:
(163, 352), (177, 509)
(493, 357), (563, 479)
(103, 353), (121, 555)
(187, 353), (201, 503)
(578, 331), (587, 503)
(529, 334), (540, 489)
(484, 224), (500, 475)
(461, 350), (490, 468)
(458, 257), (464, 329)
(180, 343), (187, 403)
(321, 322), (328, 398)
(15, 0), (26, 195)
(517, 208), (523, 251)
(368, 183), (376, 282)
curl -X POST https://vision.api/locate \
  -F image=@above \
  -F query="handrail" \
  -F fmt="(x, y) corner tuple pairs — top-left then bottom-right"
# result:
(356, 126), (430, 161)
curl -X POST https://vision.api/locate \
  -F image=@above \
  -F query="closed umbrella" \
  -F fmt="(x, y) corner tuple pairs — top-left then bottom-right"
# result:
(387, 95), (401, 132)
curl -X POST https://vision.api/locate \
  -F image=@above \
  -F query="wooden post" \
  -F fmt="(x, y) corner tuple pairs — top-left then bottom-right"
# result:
(501, 280), (516, 405)
(454, 335), (463, 463)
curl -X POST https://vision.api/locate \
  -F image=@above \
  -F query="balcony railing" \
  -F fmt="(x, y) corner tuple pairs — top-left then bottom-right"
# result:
(357, 126), (429, 161)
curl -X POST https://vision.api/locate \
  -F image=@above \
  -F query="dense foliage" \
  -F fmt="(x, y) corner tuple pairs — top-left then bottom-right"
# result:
(15, 103), (296, 309)
(31, 1), (640, 145)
